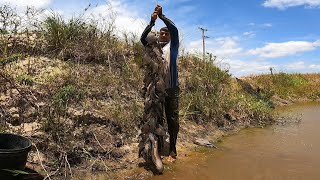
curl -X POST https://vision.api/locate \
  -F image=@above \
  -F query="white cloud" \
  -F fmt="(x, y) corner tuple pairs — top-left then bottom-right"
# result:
(247, 22), (272, 28)
(263, 0), (320, 9)
(281, 61), (320, 73)
(309, 64), (320, 69)
(84, 0), (147, 35)
(201, 35), (320, 76)
(211, 37), (243, 57)
(222, 59), (320, 77)
(222, 59), (276, 76)
(188, 37), (242, 58)
(286, 61), (306, 70)
(248, 40), (320, 58)
(243, 31), (256, 38)
(0, 0), (51, 9)
(261, 23), (272, 27)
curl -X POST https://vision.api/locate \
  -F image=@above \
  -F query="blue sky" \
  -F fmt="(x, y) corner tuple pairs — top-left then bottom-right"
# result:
(1, 0), (320, 76)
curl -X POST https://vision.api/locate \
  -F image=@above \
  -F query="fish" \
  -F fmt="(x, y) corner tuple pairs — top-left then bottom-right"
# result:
(139, 31), (167, 173)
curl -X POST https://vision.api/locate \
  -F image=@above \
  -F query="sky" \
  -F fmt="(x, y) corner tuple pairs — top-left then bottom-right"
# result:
(1, 0), (320, 77)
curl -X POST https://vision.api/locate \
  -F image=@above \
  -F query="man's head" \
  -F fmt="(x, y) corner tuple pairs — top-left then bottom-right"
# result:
(159, 27), (170, 44)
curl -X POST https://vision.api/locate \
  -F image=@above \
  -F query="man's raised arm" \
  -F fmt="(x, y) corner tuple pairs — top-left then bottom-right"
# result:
(140, 12), (158, 46)
(157, 6), (179, 49)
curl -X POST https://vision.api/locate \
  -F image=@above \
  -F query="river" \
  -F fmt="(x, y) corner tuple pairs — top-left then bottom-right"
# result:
(150, 102), (320, 180)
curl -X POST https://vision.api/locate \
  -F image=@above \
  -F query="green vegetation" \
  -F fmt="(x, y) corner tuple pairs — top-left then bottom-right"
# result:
(0, 54), (22, 66)
(1, 169), (30, 176)
(53, 85), (85, 108)
(42, 13), (118, 62)
(179, 57), (274, 126)
(180, 57), (231, 123)
(0, 125), (5, 133)
(309, 91), (320, 101)
(16, 75), (34, 86)
(245, 73), (320, 100)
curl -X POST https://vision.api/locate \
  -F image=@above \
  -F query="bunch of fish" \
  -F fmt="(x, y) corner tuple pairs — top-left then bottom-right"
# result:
(138, 31), (166, 173)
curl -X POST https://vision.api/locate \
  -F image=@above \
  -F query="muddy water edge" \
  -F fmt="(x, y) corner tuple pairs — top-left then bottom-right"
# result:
(147, 102), (320, 180)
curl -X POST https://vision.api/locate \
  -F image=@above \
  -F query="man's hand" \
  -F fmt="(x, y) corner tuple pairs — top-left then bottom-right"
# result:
(155, 5), (162, 16)
(151, 11), (158, 22)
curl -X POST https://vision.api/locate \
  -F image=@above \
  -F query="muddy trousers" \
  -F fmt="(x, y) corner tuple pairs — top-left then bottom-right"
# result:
(159, 86), (180, 157)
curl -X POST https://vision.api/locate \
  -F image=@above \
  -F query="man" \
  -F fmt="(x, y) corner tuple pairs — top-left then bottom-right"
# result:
(140, 5), (179, 162)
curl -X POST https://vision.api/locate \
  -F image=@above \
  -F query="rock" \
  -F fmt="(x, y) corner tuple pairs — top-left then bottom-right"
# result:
(29, 151), (46, 164)
(8, 107), (19, 114)
(25, 107), (37, 119)
(68, 108), (83, 117)
(224, 113), (237, 122)
(0, 95), (9, 103)
(23, 122), (41, 133)
(120, 145), (132, 153)
(7, 122), (43, 136)
(193, 138), (217, 148)
(10, 89), (19, 96)
(36, 102), (46, 108)
(272, 95), (293, 106)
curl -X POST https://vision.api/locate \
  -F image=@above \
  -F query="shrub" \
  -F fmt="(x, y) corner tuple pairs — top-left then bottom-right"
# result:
(309, 91), (320, 101)
(53, 85), (85, 108)
(0, 124), (6, 133)
(0, 54), (21, 65)
(17, 75), (34, 86)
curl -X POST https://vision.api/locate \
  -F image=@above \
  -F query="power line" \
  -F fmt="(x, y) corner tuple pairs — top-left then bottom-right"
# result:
(198, 27), (209, 61)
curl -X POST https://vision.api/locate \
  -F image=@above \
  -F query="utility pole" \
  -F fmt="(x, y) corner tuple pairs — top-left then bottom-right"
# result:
(199, 27), (209, 61)
(269, 67), (274, 76)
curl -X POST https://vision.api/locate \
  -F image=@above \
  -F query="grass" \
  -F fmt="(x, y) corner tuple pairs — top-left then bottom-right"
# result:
(0, 54), (22, 66)
(180, 59), (225, 123)
(16, 75), (34, 86)
(0, 124), (6, 133)
(42, 14), (110, 61)
(53, 85), (85, 108)
(244, 73), (320, 100)
(179, 56), (274, 125)
(1, 4), (141, 67)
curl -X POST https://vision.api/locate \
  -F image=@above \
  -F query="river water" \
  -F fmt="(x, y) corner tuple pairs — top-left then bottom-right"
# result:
(150, 102), (320, 180)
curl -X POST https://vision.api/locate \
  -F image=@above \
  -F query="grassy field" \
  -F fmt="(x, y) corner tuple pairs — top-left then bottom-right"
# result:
(242, 73), (320, 102)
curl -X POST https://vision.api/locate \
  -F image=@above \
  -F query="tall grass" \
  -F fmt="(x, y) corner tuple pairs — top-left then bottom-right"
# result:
(0, 4), (142, 67)
(42, 13), (114, 62)
(179, 56), (273, 125)
(246, 73), (320, 100)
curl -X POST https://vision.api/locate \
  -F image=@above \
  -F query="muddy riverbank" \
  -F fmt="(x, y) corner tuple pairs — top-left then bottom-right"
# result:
(138, 102), (320, 180)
